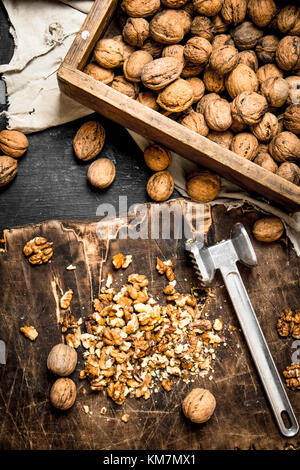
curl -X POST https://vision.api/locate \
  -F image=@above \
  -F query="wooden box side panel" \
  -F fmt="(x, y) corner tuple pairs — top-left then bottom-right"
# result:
(62, 0), (118, 70)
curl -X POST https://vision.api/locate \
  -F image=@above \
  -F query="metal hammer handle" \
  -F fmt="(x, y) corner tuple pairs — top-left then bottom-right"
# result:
(220, 265), (299, 438)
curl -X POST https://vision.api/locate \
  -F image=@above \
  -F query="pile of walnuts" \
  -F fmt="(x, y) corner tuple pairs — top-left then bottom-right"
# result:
(84, 0), (300, 193)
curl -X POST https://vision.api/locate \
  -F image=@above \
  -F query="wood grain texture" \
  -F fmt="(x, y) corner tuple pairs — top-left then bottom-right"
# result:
(0, 202), (299, 450)
(57, 0), (300, 211)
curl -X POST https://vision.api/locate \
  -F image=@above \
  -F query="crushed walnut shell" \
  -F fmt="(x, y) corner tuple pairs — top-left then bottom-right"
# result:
(23, 236), (53, 265)
(20, 325), (38, 341)
(277, 309), (300, 340)
(79, 258), (224, 405)
(60, 289), (73, 309)
(283, 363), (300, 391)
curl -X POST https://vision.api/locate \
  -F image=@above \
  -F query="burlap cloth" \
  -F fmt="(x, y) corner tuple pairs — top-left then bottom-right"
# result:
(0, 0), (299, 254)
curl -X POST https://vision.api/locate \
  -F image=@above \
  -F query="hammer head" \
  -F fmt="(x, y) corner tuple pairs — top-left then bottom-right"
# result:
(186, 223), (257, 285)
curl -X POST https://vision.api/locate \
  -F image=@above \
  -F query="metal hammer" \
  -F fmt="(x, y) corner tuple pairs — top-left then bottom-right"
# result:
(186, 222), (299, 437)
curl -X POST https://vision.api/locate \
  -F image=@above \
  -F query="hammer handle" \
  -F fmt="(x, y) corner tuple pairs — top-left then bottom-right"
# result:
(221, 266), (299, 438)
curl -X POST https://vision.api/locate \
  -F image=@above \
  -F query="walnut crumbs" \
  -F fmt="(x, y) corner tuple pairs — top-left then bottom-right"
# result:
(79, 256), (225, 405)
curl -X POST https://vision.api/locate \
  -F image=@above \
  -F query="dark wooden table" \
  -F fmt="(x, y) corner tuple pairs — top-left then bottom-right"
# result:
(0, 3), (180, 233)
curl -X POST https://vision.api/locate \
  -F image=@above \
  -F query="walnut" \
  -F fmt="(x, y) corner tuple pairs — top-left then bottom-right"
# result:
(284, 104), (300, 136)
(261, 77), (289, 108)
(237, 50), (258, 72)
(146, 170), (174, 201)
(121, 0), (161, 18)
(231, 91), (268, 126)
(211, 15), (229, 34)
(144, 144), (172, 171)
(123, 18), (149, 47)
(141, 57), (183, 91)
(111, 76), (139, 98)
(47, 344), (77, 376)
(286, 76), (300, 105)
(209, 45), (238, 75)
(254, 152), (278, 173)
(212, 34), (234, 49)
(87, 158), (116, 189)
(191, 15), (214, 41)
(276, 162), (300, 185)
(184, 37), (212, 65)
(182, 388), (216, 423)
(256, 63), (284, 85)
(203, 65), (225, 93)
(204, 98), (232, 132)
(0, 130), (28, 158)
(181, 62), (204, 78)
(113, 35), (135, 61)
(283, 363), (300, 391)
(277, 5), (300, 36)
(83, 62), (114, 85)
(124, 50), (153, 82)
(221, 0), (247, 25)
(230, 118), (247, 133)
(162, 0), (189, 6)
(257, 143), (269, 154)
(255, 35), (279, 64)
(94, 38), (124, 69)
(23, 236), (53, 265)
(225, 64), (258, 99)
(50, 378), (77, 410)
(207, 130), (233, 149)
(156, 78), (194, 112)
(20, 326), (38, 341)
(186, 77), (205, 103)
(276, 36), (300, 73)
(252, 217), (284, 242)
(0, 156), (18, 187)
(150, 9), (190, 44)
(162, 44), (185, 65)
(182, 1), (195, 15)
(181, 111), (209, 136)
(73, 121), (106, 162)
(247, 0), (277, 28)
(186, 170), (220, 202)
(269, 131), (300, 162)
(231, 132), (258, 160)
(141, 38), (164, 58)
(193, 0), (222, 17)
(196, 92), (220, 114)
(137, 91), (159, 111)
(250, 112), (279, 143)
(231, 21), (263, 50)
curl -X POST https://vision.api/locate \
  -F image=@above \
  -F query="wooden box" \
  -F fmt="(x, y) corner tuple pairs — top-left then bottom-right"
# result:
(57, 0), (300, 211)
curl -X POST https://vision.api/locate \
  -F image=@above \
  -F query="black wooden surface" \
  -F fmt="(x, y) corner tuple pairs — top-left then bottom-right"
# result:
(0, 3), (179, 233)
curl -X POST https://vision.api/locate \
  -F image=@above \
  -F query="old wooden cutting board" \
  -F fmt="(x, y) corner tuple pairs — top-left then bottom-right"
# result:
(0, 201), (299, 450)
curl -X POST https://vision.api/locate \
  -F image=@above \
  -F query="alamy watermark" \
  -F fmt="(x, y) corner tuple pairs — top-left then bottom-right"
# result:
(0, 340), (6, 365)
(291, 340), (300, 364)
(95, 197), (206, 244)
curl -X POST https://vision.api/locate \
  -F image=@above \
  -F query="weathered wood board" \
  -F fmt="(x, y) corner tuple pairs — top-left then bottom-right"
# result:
(0, 201), (299, 450)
